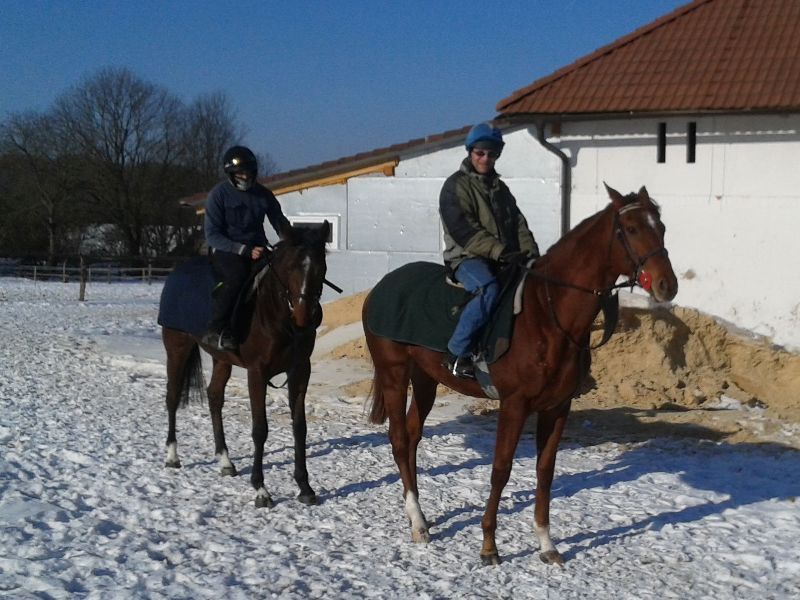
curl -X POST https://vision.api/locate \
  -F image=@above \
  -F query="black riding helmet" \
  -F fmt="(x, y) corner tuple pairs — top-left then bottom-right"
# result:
(223, 145), (258, 191)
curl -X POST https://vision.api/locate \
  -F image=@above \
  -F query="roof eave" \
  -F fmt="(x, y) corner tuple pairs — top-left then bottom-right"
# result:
(499, 106), (800, 125)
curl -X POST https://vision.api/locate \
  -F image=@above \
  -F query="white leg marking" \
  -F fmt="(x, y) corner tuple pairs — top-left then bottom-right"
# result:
(535, 523), (556, 554)
(255, 486), (273, 508)
(217, 449), (234, 471)
(405, 492), (429, 543)
(165, 442), (180, 467)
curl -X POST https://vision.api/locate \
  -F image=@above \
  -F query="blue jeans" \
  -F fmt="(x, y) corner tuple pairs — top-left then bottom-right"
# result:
(447, 259), (499, 357)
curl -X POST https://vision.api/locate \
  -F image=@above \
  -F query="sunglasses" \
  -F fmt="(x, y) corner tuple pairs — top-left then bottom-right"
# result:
(471, 149), (501, 159)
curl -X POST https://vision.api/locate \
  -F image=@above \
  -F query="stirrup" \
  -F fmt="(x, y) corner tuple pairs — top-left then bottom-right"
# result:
(202, 330), (238, 352)
(442, 352), (475, 379)
(218, 330), (238, 351)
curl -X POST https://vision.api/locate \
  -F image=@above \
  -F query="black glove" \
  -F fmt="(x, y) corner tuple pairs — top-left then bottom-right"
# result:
(499, 249), (531, 265)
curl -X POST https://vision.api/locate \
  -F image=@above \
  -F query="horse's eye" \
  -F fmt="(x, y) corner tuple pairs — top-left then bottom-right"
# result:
(626, 225), (638, 234)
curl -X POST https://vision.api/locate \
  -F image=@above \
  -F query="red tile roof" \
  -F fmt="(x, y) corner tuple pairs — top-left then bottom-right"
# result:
(497, 0), (800, 116)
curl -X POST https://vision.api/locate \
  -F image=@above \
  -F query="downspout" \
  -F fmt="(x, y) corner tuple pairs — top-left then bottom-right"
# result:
(535, 120), (571, 236)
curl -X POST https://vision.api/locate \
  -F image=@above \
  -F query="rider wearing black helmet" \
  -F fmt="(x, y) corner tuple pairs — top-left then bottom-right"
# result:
(202, 145), (291, 351)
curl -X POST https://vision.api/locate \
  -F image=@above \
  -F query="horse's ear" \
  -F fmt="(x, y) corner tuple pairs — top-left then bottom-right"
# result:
(604, 182), (624, 208)
(637, 186), (650, 204)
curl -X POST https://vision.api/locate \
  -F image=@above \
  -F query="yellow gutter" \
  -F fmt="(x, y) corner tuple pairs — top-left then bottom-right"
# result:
(271, 160), (398, 195)
(193, 159), (398, 214)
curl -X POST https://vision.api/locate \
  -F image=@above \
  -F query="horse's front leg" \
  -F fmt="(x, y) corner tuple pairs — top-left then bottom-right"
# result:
(207, 359), (237, 476)
(287, 355), (316, 505)
(533, 401), (571, 566)
(480, 400), (528, 566)
(247, 366), (272, 508)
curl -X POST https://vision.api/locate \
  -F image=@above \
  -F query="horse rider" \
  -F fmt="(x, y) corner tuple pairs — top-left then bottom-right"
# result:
(439, 123), (540, 378)
(202, 145), (291, 351)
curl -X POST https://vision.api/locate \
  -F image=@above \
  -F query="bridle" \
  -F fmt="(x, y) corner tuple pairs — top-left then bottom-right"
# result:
(253, 249), (323, 389)
(266, 253), (323, 331)
(523, 201), (668, 349)
(614, 201), (669, 288)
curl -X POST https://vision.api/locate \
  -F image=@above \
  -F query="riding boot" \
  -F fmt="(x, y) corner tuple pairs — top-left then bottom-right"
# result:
(204, 250), (249, 351)
(442, 352), (475, 379)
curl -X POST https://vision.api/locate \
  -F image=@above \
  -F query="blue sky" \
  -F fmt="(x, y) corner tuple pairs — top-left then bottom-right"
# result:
(1, 0), (685, 173)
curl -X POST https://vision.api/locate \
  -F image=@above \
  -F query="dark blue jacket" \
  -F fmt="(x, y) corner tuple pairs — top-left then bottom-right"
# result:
(204, 181), (290, 255)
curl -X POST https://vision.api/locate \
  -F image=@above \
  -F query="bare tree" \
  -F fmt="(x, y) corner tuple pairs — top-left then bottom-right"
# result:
(1, 67), (267, 259)
(53, 67), (186, 256)
(0, 111), (82, 263)
(183, 92), (243, 190)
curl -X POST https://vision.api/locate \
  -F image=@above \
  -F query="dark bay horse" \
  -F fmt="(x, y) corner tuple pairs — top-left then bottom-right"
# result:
(362, 185), (678, 565)
(162, 222), (330, 507)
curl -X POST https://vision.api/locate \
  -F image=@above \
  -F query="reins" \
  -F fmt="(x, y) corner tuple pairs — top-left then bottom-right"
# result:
(517, 201), (666, 350)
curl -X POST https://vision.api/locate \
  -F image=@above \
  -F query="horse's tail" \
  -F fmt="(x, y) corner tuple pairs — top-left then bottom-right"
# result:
(362, 292), (387, 425)
(179, 343), (205, 408)
(365, 367), (387, 424)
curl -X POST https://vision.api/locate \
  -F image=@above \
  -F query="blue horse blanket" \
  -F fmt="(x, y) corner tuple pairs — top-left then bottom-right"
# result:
(157, 256), (215, 337)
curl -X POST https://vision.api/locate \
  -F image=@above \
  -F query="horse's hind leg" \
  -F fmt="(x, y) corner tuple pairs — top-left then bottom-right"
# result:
(404, 364), (438, 537)
(163, 329), (194, 468)
(380, 358), (430, 542)
(208, 358), (237, 476)
(287, 355), (316, 505)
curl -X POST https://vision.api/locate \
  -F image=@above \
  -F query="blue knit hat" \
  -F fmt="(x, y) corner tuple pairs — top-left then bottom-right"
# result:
(465, 123), (504, 151)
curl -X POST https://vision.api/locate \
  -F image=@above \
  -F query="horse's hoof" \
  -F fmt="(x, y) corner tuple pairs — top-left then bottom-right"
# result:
(254, 495), (274, 509)
(297, 493), (317, 505)
(481, 552), (501, 566)
(540, 550), (565, 566)
(411, 529), (430, 544)
(220, 466), (237, 477)
(164, 459), (181, 469)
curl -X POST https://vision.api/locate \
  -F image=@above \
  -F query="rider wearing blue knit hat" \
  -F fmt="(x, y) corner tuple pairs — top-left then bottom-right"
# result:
(438, 123), (540, 378)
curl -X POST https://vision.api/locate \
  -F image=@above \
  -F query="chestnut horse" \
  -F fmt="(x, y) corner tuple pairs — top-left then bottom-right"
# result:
(162, 222), (330, 508)
(363, 185), (678, 565)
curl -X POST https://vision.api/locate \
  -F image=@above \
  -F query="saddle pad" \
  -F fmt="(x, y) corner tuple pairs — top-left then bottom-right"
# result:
(365, 261), (519, 364)
(157, 256), (215, 337)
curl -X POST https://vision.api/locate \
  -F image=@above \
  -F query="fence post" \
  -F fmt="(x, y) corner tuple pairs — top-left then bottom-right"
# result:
(33, 265), (38, 282)
(62, 261), (67, 283)
(79, 255), (87, 301)
(147, 261), (153, 284)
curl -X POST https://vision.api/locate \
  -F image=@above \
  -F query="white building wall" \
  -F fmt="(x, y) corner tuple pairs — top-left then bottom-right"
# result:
(278, 127), (562, 303)
(558, 114), (800, 351)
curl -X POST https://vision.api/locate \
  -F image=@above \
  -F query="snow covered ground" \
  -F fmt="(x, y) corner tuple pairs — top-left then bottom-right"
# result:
(1, 278), (798, 599)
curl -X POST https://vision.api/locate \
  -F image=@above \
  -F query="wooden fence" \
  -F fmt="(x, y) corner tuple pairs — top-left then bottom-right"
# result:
(3, 264), (173, 284)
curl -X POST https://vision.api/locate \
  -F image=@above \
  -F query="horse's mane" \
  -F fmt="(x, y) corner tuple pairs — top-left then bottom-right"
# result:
(541, 203), (613, 261)
(541, 192), (661, 263)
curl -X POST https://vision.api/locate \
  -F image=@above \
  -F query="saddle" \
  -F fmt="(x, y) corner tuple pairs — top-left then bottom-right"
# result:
(364, 261), (524, 367)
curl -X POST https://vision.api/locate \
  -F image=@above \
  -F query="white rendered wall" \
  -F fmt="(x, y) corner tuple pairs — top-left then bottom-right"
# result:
(277, 127), (562, 303)
(558, 114), (800, 351)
